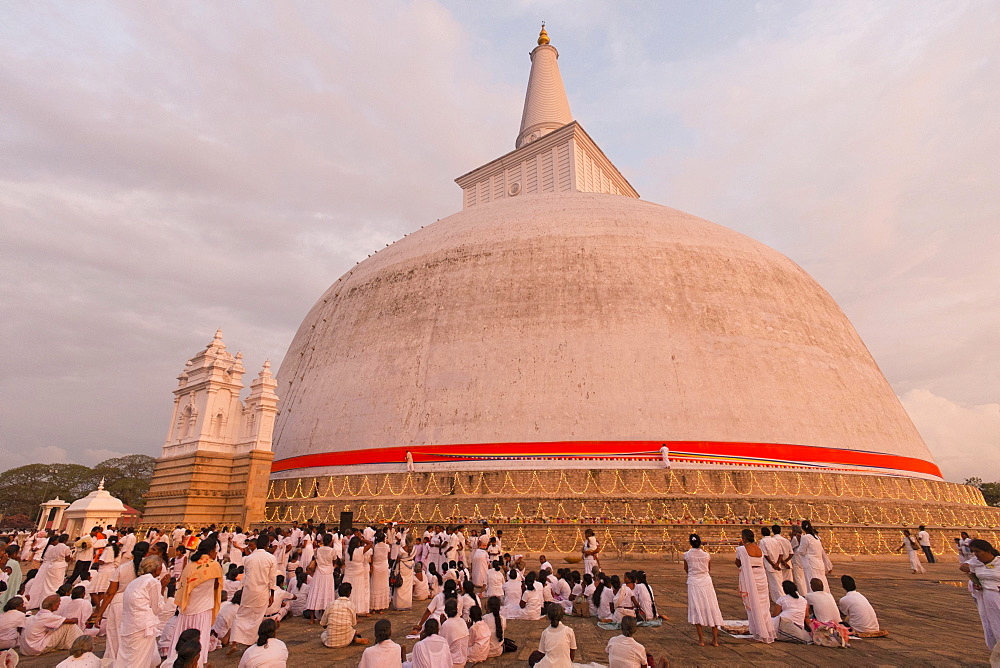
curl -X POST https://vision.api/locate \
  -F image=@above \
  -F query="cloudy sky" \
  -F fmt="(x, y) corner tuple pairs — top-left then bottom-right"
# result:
(1, 1), (997, 483)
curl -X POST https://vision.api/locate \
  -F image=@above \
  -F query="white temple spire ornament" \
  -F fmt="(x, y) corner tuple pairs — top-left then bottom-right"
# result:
(516, 24), (573, 149)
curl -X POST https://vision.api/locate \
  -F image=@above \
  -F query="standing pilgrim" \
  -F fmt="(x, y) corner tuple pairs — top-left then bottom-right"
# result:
(344, 535), (373, 616)
(962, 539), (1000, 651)
(771, 525), (794, 584)
(797, 521), (831, 593)
(27, 535), (72, 609)
(683, 534), (724, 647)
(917, 525), (935, 564)
(896, 530), (926, 574)
(582, 530), (600, 577)
(305, 533), (337, 623)
(759, 528), (783, 603)
(659, 444), (671, 469)
(471, 536), (490, 590)
(735, 529), (775, 643)
(370, 531), (392, 613)
(392, 538), (416, 611)
(89, 541), (151, 665)
(167, 536), (224, 667)
(115, 556), (166, 668)
(231, 534), (279, 650)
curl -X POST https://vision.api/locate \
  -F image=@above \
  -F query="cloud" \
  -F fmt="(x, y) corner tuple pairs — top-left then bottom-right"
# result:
(901, 389), (1000, 483)
(0, 2), (994, 486)
(84, 449), (127, 464)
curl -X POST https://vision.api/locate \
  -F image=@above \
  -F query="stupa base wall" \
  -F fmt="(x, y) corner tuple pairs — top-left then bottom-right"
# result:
(265, 467), (1000, 556)
(144, 449), (273, 529)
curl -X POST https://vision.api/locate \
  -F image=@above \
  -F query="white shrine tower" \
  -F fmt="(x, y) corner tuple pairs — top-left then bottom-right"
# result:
(143, 330), (278, 528)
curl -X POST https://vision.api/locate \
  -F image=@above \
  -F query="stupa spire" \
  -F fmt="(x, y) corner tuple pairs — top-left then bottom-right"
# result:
(516, 23), (573, 149)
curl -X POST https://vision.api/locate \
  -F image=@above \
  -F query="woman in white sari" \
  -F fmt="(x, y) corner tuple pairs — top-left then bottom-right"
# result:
(392, 539), (415, 611)
(370, 532), (391, 613)
(895, 529), (926, 574)
(26, 535), (71, 609)
(963, 539), (1000, 650)
(735, 528), (775, 643)
(797, 520), (831, 593)
(343, 534), (373, 616)
(304, 533), (336, 623)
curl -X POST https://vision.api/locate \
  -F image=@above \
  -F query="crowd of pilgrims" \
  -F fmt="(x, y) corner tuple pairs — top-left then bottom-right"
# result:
(0, 519), (996, 666)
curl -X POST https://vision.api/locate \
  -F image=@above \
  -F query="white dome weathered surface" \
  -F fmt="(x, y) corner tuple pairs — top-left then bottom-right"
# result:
(271, 192), (940, 480)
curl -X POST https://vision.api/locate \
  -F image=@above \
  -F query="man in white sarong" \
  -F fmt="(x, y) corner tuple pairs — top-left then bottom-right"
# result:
(759, 527), (783, 602)
(230, 534), (278, 649)
(659, 444), (671, 469)
(771, 525), (794, 583)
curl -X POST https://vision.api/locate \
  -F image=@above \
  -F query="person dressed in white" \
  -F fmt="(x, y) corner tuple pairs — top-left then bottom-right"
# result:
(392, 539), (416, 611)
(582, 529), (600, 578)
(659, 444), (670, 469)
(18, 594), (83, 657)
(759, 527), (783, 603)
(797, 520), (831, 593)
(917, 525), (935, 564)
(535, 604), (576, 668)
(440, 599), (468, 668)
(484, 561), (504, 600)
(683, 534), (724, 646)
(405, 451), (415, 473)
(963, 538), (1000, 650)
(769, 580), (808, 634)
(360, 619), (403, 668)
(232, 534), (279, 648)
(0, 597), (27, 650)
(506, 572), (544, 620)
(238, 618), (287, 668)
(305, 533), (337, 621)
(735, 529), (775, 643)
(837, 575), (880, 633)
(89, 541), (151, 665)
(771, 525), (794, 584)
(344, 535), (374, 616)
(607, 616), (651, 668)
(470, 537), (490, 590)
(370, 532), (392, 613)
(466, 605), (490, 664)
(55, 635), (101, 668)
(167, 536), (224, 667)
(27, 535), (72, 609)
(412, 562), (430, 602)
(115, 556), (166, 668)
(230, 529), (248, 568)
(406, 618), (451, 668)
(804, 578), (841, 623)
(896, 529), (926, 574)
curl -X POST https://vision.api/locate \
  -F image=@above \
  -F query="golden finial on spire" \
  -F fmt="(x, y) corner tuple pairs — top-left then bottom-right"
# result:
(537, 22), (550, 46)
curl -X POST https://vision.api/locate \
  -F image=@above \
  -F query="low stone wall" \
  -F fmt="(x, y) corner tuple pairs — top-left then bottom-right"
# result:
(264, 467), (1000, 555)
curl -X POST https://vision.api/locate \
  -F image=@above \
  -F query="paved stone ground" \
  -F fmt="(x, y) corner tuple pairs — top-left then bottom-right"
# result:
(18, 556), (989, 667)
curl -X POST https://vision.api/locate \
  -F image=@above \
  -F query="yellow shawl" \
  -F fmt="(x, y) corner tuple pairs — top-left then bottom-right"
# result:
(176, 554), (223, 619)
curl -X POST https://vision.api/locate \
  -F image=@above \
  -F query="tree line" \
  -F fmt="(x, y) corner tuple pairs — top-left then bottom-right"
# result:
(0, 454), (156, 528)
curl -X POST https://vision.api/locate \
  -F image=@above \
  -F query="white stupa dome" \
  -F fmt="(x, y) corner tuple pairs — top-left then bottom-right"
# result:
(269, 27), (940, 482)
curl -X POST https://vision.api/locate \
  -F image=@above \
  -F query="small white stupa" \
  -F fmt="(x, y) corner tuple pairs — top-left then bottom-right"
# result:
(62, 478), (126, 538)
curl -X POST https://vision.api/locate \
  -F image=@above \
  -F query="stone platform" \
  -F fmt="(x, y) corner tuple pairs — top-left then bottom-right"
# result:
(19, 558), (992, 667)
(264, 468), (1000, 555)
